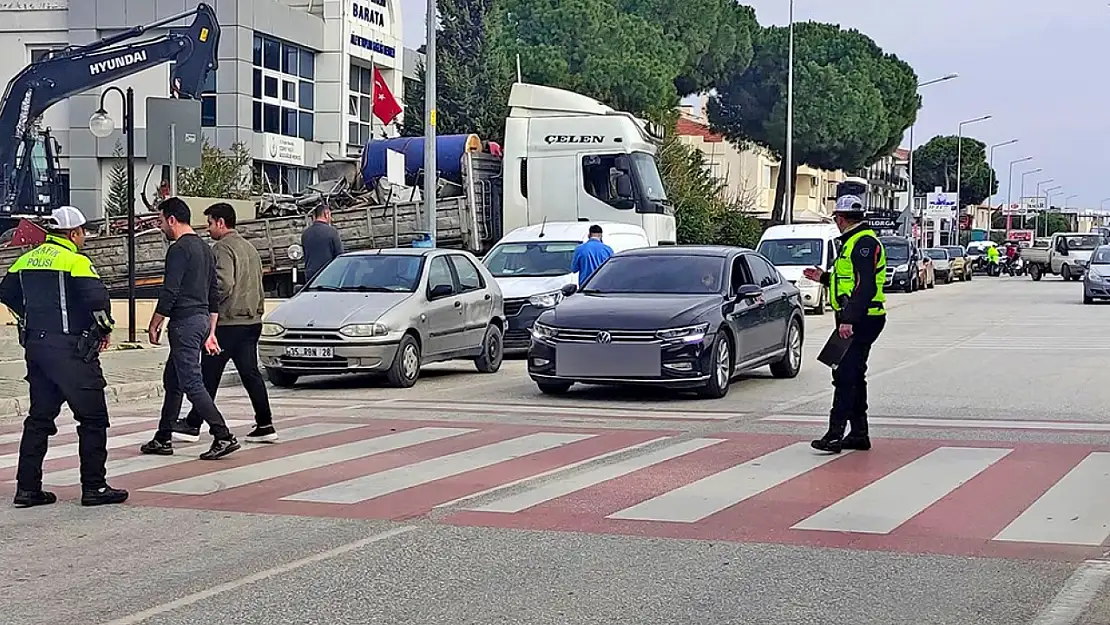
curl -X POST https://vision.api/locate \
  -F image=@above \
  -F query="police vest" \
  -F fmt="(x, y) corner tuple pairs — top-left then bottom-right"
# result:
(830, 227), (886, 316)
(6, 235), (112, 334)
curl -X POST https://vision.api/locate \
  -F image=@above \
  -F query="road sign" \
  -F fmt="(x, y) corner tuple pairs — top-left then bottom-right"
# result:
(924, 191), (958, 220)
(146, 97), (202, 168)
(1021, 196), (1047, 212)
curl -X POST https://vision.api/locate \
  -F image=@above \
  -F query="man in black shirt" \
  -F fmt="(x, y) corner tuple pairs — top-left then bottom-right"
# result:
(301, 205), (344, 282)
(139, 197), (239, 460)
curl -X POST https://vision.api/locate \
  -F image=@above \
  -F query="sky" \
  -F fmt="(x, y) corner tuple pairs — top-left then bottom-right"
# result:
(398, 0), (1110, 209)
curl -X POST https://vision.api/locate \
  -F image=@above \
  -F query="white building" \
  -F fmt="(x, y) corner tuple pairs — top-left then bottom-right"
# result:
(0, 0), (406, 217)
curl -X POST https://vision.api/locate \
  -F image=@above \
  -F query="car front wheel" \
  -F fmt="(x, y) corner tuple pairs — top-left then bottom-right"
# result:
(386, 334), (421, 388)
(770, 317), (803, 379)
(697, 333), (732, 399)
(474, 324), (504, 373)
(265, 368), (298, 388)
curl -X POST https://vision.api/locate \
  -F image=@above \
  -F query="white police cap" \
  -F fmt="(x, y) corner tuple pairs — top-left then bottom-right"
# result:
(49, 205), (88, 230)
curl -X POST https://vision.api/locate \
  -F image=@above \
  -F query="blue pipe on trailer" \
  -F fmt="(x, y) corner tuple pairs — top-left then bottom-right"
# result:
(361, 134), (482, 185)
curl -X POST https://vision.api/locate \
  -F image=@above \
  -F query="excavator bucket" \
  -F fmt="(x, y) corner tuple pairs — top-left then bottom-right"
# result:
(7, 218), (45, 247)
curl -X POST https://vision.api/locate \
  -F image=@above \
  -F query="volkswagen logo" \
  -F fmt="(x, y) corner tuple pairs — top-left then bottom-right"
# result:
(596, 331), (611, 344)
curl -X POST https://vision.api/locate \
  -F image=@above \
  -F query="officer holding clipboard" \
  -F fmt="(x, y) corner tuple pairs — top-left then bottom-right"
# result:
(802, 194), (887, 454)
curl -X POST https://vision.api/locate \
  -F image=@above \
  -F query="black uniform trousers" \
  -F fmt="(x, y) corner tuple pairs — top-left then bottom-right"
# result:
(183, 324), (272, 429)
(16, 332), (110, 491)
(827, 314), (886, 439)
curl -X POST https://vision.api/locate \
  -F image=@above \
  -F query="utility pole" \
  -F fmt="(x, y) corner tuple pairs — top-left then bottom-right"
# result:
(784, 0), (794, 225)
(422, 0), (437, 246)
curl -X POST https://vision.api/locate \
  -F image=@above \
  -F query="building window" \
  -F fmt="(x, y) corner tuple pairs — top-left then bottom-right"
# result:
(348, 62), (392, 148)
(29, 47), (54, 63)
(252, 33), (315, 141)
(168, 31), (217, 127)
(253, 161), (314, 195)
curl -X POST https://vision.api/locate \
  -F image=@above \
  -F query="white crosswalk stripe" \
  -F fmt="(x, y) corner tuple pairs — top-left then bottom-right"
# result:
(994, 452), (1110, 546)
(0, 417), (151, 446)
(283, 432), (595, 505)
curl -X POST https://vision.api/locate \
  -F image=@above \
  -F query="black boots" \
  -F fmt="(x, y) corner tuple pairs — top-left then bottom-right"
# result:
(811, 435), (872, 454)
(13, 485), (128, 507)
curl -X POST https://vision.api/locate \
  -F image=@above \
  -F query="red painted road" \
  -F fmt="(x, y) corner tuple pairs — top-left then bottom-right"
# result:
(2, 415), (1106, 562)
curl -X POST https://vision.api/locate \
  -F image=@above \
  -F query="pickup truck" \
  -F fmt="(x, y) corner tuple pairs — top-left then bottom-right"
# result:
(1022, 232), (1106, 281)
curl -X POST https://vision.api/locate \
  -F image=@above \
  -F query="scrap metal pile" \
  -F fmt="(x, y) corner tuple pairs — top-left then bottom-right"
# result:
(254, 159), (424, 220)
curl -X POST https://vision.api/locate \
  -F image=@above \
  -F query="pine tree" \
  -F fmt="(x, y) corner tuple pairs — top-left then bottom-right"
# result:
(104, 141), (129, 218)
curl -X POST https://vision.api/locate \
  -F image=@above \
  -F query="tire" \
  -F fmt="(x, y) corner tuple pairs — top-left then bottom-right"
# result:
(697, 332), (733, 399)
(1062, 264), (1072, 281)
(1030, 265), (1042, 281)
(812, 290), (826, 315)
(386, 334), (421, 388)
(537, 381), (573, 395)
(473, 324), (504, 373)
(265, 368), (298, 388)
(770, 317), (803, 379)
(1084, 294), (1094, 305)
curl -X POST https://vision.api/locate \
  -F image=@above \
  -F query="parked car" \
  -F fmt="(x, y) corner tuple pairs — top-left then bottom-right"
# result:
(941, 245), (972, 281)
(924, 247), (954, 284)
(482, 221), (652, 353)
(880, 236), (929, 292)
(258, 248), (506, 388)
(527, 246), (805, 399)
(756, 222), (840, 315)
(1083, 245), (1110, 304)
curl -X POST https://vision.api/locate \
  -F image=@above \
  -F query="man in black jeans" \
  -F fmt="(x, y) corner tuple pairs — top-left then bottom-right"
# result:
(171, 203), (277, 444)
(140, 197), (240, 460)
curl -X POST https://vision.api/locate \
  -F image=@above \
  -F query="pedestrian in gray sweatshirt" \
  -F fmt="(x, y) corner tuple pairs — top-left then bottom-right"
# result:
(302, 205), (344, 282)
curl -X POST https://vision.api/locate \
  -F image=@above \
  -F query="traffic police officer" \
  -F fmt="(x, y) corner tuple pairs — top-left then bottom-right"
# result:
(0, 206), (128, 507)
(802, 195), (887, 453)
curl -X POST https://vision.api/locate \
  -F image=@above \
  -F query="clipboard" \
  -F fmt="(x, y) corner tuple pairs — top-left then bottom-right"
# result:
(817, 329), (853, 368)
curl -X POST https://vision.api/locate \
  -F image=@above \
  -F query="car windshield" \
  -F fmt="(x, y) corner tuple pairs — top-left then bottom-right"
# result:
(925, 249), (948, 260)
(1063, 235), (1103, 250)
(1092, 246), (1110, 265)
(882, 240), (910, 263)
(758, 238), (823, 266)
(305, 254), (424, 293)
(943, 246), (965, 257)
(583, 254), (725, 294)
(483, 241), (579, 277)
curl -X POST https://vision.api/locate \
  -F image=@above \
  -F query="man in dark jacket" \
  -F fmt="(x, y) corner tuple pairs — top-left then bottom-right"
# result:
(302, 205), (344, 281)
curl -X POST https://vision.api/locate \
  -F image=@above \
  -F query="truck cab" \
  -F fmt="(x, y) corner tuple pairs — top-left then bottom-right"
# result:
(500, 83), (676, 246)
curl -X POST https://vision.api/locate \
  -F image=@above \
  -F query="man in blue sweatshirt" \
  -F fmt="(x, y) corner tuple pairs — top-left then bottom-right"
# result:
(571, 225), (614, 286)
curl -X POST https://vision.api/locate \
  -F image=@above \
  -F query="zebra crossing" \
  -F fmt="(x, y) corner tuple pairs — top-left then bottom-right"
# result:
(2, 415), (1108, 561)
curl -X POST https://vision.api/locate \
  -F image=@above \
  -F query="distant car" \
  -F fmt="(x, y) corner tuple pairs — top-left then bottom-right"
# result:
(880, 236), (927, 292)
(527, 246), (805, 399)
(941, 245), (972, 281)
(258, 248), (506, 388)
(924, 247), (953, 284)
(1083, 245), (1110, 304)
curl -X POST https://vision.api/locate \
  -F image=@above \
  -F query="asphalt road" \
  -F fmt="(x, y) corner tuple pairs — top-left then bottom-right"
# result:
(2, 275), (1110, 625)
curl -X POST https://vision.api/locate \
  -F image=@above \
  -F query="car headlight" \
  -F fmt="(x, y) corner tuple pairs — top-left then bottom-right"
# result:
(260, 322), (285, 337)
(895, 264), (909, 273)
(339, 323), (390, 337)
(656, 322), (710, 342)
(531, 322), (557, 339)
(528, 291), (564, 309)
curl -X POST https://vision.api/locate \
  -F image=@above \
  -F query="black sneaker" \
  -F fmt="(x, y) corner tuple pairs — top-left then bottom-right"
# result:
(171, 419), (201, 443)
(811, 437), (843, 454)
(140, 439), (173, 455)
(200, 436), (240, 460)
(13, 489), (56, 508)
(245, 425), (278, 443)
(842, 436), (871, 451)
(81, 485), (129, 507)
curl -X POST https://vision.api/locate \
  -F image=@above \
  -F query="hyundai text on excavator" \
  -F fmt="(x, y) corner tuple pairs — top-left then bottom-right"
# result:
(0, 3), (220, 234)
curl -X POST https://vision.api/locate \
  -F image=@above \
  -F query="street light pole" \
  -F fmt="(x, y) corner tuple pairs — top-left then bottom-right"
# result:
(986, 138), (1018, 238)
(1044, 187), (1063, 237)
(784, 0), (794, 225)
(422, 0), (437, 246)
(907, 73), (958, 248)
(88, 86), (136, 344)
(1018, 168), (1043, 230)
(1005, 156), (1033, 233)
(955, 115), (991, 244)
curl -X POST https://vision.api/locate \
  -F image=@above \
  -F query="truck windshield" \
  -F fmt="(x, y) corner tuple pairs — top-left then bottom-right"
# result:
(629, 152), (667, 202)
(483, 241), (580, 277)
(758, 239), (822, 266)
(1063, 234), (1102, 250)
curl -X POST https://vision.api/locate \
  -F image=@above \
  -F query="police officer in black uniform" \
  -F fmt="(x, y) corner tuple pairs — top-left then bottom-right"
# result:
(802, 194), (887, 454)
(0, 206), (128, 507)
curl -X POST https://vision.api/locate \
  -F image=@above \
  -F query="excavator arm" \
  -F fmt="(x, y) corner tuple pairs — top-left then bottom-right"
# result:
(0, 3), (219, 217)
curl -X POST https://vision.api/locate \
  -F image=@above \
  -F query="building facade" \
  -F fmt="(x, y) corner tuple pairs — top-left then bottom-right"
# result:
(0, 0), (406, 218)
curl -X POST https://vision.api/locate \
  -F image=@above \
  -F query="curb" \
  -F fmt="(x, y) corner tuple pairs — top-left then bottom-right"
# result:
(0, 369), (244, 422)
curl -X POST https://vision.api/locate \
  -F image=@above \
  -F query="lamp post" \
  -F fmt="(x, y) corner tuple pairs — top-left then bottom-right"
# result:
(422, 0), (437, 246)
(1018, 168), (1043, 230)
(1101, 197), (1110, 210)
(1035, 179), (1055, 229)
(784, 0), (795, 225)
(1065, 194), (1078, 210)
(1005, 156), (1033, 233)
(955, 115), (991, 243)
(985, 138), (1018, 238)
(88, 86), (136, 344)
(1044, 186), (1063, 237)
(907, 73), (959, 247)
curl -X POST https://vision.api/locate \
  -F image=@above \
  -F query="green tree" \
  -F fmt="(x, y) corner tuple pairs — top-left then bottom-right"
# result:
(176, 138), (253, 200)
(911, 135), (996, 207)
(104, 140), (129, 218)
(708, 22), (919, 223)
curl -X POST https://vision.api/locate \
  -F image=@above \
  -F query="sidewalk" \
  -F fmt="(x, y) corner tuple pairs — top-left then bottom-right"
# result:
(0, 325), (241, 419)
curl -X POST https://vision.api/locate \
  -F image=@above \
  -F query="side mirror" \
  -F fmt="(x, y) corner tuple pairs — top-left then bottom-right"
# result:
(615, 172), (634, 200)
(560, 283), (578, 297)
(736, 284), (762, 300)
(429, 284), (453, 299)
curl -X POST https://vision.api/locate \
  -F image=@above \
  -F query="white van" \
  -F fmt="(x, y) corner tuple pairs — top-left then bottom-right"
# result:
(757, 223), (841, 314)
(482, 221), (651, 352)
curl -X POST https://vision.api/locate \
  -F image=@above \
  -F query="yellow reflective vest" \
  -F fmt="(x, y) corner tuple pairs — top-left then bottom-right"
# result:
(829, 227), (887, 317)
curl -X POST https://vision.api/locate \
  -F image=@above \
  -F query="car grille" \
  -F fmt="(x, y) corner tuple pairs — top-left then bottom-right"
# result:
(504, 298), (527, 317)
(549, 328), (661, 343)
(504, 328), (532, 348)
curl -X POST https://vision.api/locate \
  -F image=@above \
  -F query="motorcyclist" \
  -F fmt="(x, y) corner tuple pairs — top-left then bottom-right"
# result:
(986, 244), (1000, 275)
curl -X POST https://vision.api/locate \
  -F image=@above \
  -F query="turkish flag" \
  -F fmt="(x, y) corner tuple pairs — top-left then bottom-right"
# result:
(371, 66), (402, 125)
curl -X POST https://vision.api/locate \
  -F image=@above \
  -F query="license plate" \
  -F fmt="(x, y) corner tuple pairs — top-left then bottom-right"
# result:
(285, 346), (334, 358)
(555, 343), (661, 378)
